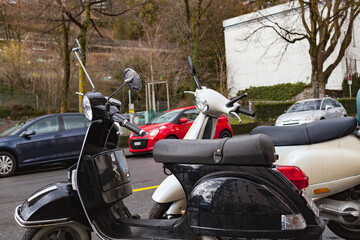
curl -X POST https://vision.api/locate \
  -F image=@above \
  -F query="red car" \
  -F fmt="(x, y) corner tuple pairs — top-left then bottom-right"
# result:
(128, 106), (233, 153)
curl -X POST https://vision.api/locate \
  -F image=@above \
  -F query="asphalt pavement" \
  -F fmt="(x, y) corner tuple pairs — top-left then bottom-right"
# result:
(0, 154), (344, 240)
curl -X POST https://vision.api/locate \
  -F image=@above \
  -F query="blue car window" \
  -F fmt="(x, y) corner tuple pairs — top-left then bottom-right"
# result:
(26, 116), (59, 135)
(63, 115), (88, 130)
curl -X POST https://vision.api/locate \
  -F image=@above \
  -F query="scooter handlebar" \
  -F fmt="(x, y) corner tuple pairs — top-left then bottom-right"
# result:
(113, 113), (147, 136)
(226, 93), (248, 107)
(235, 106), (255, 117)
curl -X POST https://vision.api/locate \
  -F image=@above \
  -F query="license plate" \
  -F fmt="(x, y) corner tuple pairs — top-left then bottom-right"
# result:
(134, 141), (141, 146)
(302, 192), (320, 217)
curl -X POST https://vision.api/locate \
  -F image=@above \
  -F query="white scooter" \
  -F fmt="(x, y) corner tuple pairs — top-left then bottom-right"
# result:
(250, 114), (360, 240)
(151, 64), (360, 240)
(149, 56), (255, 219)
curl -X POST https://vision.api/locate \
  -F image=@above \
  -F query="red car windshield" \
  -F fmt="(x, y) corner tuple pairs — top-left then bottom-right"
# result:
(147, 109), (183, 124)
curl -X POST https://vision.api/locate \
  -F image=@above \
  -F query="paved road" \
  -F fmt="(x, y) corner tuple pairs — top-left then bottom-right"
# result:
(0, 155), (342, 239)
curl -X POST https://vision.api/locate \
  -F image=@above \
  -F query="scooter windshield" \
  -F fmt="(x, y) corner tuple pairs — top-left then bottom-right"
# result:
(76, 122), (133, 220)
(94, 150), (131, 192)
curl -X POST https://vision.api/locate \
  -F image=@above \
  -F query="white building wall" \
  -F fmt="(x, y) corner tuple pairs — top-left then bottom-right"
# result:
(224, 2), (360, 97)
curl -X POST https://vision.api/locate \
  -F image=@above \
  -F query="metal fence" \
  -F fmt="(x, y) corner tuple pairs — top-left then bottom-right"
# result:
(118, 110), (165, 136)
(0, 94), (39, 108)
(0, 94), (79, 111)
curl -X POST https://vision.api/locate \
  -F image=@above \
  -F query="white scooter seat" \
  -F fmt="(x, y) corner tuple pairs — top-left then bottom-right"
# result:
(250, 117), (357, 146)
(153, 134), (276, 166)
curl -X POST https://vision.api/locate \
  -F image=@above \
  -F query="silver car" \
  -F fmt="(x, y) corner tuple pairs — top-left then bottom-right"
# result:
(275, 97), (347, 126)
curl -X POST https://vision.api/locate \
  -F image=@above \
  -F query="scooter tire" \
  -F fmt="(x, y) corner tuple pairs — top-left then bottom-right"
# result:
(22, 223), (91, 240)
(327, 221), (360, 240)
(149, 202), (172, 219)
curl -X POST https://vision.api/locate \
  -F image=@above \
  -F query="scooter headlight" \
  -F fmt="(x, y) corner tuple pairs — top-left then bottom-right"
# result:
(82, 95), (93, 121)
(194, 96), (208, 112)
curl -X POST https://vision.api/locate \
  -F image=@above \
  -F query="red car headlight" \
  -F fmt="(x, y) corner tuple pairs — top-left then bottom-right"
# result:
(149, 129), (160, 136)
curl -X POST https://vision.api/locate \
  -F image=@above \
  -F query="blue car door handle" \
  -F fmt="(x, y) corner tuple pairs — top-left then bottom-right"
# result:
(54, 135), (62, 138)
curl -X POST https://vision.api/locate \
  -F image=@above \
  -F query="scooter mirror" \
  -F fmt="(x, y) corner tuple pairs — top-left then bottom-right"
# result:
(124, 68), (142, 91)
(188, 56), (196, 77)
(187, 56), (202, 89)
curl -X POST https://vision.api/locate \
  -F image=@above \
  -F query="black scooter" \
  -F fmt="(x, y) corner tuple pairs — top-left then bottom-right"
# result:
(15, 43), (324, 240)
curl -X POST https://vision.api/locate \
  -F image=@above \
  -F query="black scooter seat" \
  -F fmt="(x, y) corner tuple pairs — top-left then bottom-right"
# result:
(153, 134), (275, 166)
(250, 117), (357, 146)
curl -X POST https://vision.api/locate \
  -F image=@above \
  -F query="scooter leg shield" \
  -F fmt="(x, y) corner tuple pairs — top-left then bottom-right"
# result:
(152, 174), (185, 203)
(183, 170), (324, 239)
(14, 182), (89, 229)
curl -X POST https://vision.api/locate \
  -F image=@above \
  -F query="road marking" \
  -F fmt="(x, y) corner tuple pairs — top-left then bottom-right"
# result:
(133, 185), (159, 192)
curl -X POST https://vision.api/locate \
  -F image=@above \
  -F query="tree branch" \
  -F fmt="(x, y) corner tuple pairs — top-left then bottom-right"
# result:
(93, 1), (149, 17)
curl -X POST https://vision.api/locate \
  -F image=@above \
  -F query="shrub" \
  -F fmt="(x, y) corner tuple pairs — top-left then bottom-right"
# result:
(253, 101), (295, 121)
(238, 83), (310, 101)
(338, 98), (356, 115)
(231, 121), (275, 135)
(342, 73), (360, 98)
(0, 106), (11, 118)
(10, 104), (36, 120)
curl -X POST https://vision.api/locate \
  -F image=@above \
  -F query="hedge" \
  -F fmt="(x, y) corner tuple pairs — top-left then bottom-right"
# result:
(238, 83), (310, 101)
(338, 98), (356, 115)
(0, 104), (48, 120)
(342, 73), (360, 98)
(231, 121), (274, 135)
(0, 106), (11, 118)
(253, 101), (295, 121)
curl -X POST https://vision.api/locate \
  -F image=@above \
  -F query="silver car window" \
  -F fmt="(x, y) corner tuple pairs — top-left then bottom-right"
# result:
(321, 99), (332, 110)
(330, 99), (341, 108)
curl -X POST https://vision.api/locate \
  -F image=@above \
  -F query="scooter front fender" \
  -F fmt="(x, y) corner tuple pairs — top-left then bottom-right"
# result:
(152, 174), (185, 203)
(15, 181), (89, 229)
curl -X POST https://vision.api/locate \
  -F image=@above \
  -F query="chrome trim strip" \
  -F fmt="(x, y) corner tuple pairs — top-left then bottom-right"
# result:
(319, 205), (360, 217)
(28, 185), (58, 203)
(71, 170), (77, 191)
(14, 205), (69, 228)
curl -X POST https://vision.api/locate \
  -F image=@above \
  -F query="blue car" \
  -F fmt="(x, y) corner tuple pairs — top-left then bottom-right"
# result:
(0, 113), (90, 177)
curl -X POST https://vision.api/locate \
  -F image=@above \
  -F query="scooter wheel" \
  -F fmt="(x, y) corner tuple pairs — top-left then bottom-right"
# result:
(327, 221), (360, 240)
(149, 202), (172, 219)
(22, 223), (91, 240)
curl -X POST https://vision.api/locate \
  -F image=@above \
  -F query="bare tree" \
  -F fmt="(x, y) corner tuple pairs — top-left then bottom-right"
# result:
(257, 1), (360, 97)
(0, 1), (31, 97)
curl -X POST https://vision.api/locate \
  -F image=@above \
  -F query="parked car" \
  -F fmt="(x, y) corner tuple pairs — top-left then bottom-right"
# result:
(128, 106), (233, 153)
(0, 113), (90, 177)
(275, 97), (347, 126)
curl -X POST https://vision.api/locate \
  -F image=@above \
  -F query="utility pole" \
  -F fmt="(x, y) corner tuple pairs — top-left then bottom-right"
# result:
(150, 55), (156, 111)
(166, 81), (170, 110)
(145, 81), (148, 112)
